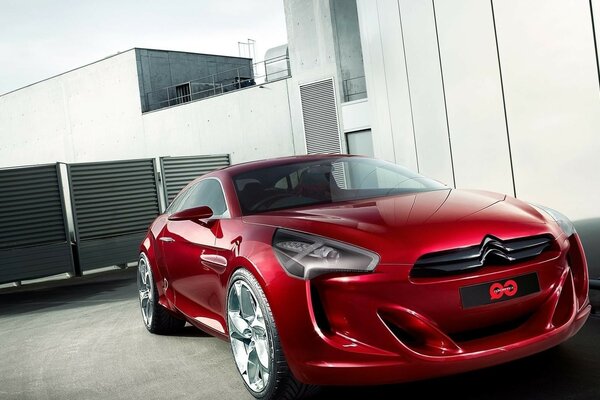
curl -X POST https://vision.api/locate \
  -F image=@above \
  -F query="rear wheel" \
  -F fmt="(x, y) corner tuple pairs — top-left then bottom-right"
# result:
(227, 268), (318, 400)
(137, 253), (185, 334)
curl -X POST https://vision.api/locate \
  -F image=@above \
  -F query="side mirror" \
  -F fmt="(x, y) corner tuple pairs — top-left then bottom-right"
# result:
(169, 206), (213, 221)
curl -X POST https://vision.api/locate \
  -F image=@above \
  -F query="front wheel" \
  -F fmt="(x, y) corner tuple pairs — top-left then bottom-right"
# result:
(227, 268), (318, 400)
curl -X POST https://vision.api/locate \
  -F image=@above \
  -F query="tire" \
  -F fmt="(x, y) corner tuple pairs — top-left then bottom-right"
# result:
(137, 252), (185, 335)
(226, 268), (319, 400)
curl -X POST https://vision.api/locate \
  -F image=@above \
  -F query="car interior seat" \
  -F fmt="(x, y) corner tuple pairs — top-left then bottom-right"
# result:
(297, 166), (333, 201)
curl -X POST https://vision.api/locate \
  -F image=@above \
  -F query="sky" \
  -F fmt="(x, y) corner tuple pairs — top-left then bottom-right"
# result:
(0, 0), (288, 94)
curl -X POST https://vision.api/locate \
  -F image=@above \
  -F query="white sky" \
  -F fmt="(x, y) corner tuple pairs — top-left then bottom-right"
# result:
(0, 0), (288, 94)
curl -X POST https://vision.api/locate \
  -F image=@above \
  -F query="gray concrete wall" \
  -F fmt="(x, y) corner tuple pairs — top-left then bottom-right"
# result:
(142, 78), (296, 165)
(283, 0), (372, 155)
(135, 49), (253, 112)
(284, 0), (344, 153)
(331, 0), (367, 101)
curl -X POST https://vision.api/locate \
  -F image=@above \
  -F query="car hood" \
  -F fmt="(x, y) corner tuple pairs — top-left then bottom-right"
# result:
(242, 189), (556, 264)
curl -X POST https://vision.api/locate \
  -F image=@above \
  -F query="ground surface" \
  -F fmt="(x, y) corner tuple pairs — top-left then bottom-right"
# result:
(0, 268), (598, 400)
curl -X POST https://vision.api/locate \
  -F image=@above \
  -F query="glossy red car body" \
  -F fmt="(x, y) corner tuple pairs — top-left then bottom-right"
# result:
(140, 154), (590, 386)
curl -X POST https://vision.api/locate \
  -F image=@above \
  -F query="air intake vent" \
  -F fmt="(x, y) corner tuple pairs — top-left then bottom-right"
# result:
(449, 313), (532, 343)
(411, 235), (553, 277)
(299, 78), (342, 155)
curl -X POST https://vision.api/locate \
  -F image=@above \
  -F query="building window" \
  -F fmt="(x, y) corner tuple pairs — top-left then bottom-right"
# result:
(175, 83), (191, 104)
(346, 129), (374, 157)
(342, 76), (367, 102)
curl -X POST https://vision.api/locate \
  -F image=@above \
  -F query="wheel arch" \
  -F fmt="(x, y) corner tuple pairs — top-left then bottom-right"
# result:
(139, 233), (175, 312)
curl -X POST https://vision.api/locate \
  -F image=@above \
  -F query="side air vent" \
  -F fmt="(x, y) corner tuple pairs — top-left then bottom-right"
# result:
(299, 78), (342, 155)
(310, 284), (331, 334)
(411, 235), (553, 277)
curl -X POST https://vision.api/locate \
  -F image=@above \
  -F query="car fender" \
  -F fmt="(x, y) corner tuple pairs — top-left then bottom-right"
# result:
(139, 231), (177, 312)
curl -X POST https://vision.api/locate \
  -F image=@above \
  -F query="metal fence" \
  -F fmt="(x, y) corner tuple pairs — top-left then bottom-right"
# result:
(0, 154), (230, 284)
(144, 55), (291, 112)
(68, 159), (161, 272)
(161, 154), (230, 204)
(0, 164), (74, 283)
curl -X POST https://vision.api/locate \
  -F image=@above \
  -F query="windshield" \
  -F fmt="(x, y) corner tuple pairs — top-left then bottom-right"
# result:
(233, 157), (447, 215)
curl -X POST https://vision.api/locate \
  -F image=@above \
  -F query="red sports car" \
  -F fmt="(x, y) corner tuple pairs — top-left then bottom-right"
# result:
(137, 155), (590, 400)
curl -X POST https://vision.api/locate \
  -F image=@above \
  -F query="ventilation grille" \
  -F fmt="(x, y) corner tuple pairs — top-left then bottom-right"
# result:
(161, 154), (230, 204)
(449, 313), (532, 343)
(299, 79), (342, 155)
(69, 159), (160, 240)
(411, 235), (553, 277)
(0, 165), (66, 249)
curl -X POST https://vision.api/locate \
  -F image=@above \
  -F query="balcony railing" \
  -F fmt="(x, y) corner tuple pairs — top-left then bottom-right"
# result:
(342, 75), (367, 102)
(144, 54), (291, 112)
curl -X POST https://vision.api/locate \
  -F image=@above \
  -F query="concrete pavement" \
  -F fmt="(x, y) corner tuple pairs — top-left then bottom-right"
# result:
(0, 268), (599, 400)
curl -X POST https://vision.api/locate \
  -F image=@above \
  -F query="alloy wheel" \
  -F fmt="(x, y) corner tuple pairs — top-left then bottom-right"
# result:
(227, 280), (271, 393)
(137, 255), (154, 328)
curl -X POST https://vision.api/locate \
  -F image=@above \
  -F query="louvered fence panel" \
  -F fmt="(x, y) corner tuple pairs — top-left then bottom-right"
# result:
(0, 164), (73, 283)
(69, 159), (160, 270)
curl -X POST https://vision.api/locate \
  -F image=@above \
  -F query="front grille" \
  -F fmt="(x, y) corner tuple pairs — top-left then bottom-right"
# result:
(449, 313), (532, 343)
(410, 234), (553, 277)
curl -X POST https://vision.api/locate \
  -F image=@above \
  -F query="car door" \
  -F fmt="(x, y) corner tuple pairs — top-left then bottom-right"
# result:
(159, 178), (229, 328)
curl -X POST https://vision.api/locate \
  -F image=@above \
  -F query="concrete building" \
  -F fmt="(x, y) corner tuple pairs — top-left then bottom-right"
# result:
(1, 0), (599, 226)
(0, 48), (291, 168)
(355, 0), (600, 226)
(283, 0), (600, 227)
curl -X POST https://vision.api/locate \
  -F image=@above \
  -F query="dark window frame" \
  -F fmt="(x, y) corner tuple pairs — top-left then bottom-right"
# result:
(168, 178), (230, 218)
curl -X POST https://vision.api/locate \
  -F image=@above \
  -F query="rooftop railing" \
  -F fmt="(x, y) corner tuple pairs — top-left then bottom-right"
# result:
(143, 55), (291, 112)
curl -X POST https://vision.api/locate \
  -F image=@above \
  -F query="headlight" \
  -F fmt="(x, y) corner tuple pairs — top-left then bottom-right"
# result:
(272, 229), (380, 279)
(532, 204), (576, 237)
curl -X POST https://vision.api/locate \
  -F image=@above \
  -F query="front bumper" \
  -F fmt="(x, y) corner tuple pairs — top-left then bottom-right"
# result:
(268, 234), (591, 386)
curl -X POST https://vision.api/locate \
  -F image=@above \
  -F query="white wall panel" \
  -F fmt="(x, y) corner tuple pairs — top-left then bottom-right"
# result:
(356, 0), (400, 163)
(0, 51), (143, 168)
(0, 51), (295, 168)
(434, 0), (514, 194)
(142, 79), (295, 165)
(341, 99), (370, 132)
(592, 0), (600, 94)
(398, 0), (454, 186)
(356, 0), (417, 170)
(493, 0), (600, 220)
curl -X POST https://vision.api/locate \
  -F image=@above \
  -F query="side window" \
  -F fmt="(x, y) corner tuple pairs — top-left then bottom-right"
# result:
(178, 179), (228, 217)
(166, 187), (191, 213)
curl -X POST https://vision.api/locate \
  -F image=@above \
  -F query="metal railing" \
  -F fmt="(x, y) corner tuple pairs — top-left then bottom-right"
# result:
(342, 75), (367, 102)
(144, 55), (291, 112)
